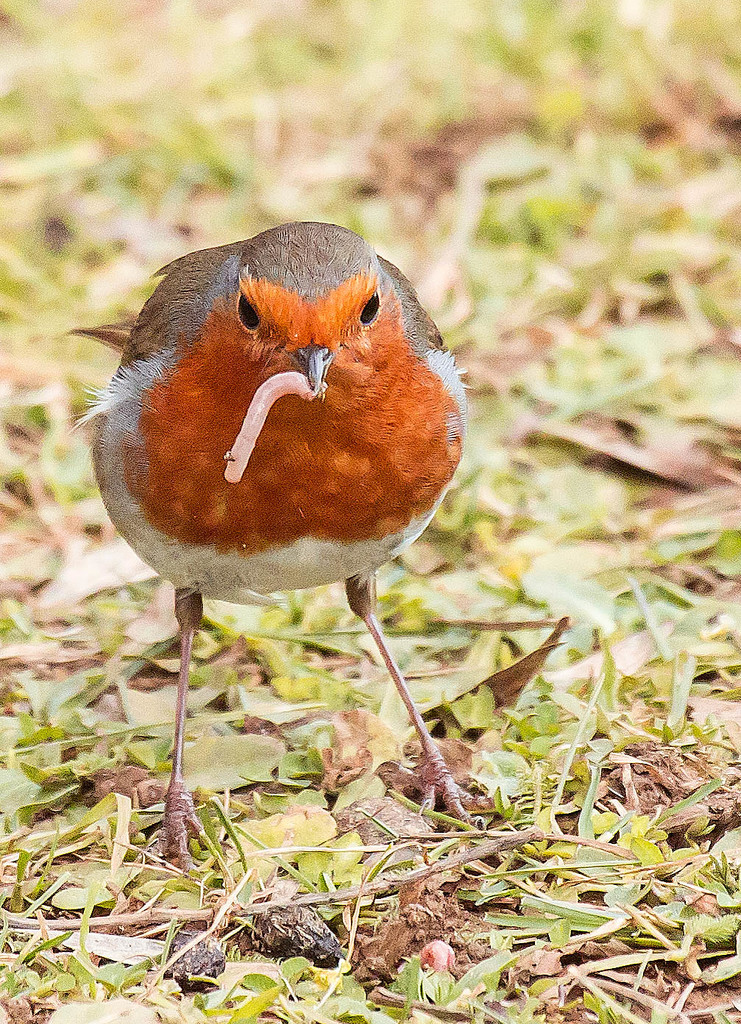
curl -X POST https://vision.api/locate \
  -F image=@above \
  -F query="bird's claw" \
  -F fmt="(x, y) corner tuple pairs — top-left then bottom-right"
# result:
(160, 779), (201, 870)
(419, 752), (490, 824)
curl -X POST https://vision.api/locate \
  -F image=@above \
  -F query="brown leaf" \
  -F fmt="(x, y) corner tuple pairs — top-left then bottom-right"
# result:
(335, 796), (434, 844)
(516, 947), (563, 977)
(479, 616), (570, 706)
(417, 619), (569, 728)
(544, 626), (673, 687)
(521, 414), (724, 489)
(322, 711), (402, 792)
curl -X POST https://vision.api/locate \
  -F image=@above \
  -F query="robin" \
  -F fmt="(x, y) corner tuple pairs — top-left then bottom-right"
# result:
(81, 221), (472, 868)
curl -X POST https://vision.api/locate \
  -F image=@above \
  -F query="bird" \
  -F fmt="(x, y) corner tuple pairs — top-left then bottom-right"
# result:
(81, 221), (472, 868)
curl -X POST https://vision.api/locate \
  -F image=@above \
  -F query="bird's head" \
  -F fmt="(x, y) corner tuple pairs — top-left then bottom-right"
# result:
(233, 222), (391, 395)
(237, 268), (381, 394)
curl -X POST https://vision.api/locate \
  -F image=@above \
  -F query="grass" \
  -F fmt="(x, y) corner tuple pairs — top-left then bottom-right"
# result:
(3, 0), (741, 1020)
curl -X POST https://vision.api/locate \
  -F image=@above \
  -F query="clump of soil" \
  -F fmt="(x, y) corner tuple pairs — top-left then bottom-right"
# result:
(353, 877), (494, 982)
(249, 905), (344, 968)
(167, 930), (226, 992)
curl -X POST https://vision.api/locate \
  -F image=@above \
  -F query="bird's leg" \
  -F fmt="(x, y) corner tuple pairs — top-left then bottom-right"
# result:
(160, 588), (203, 869)
(346, 573), (474, 822)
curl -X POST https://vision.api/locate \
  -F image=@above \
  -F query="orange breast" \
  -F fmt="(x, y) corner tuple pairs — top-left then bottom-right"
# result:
(131, 304), (462, 554)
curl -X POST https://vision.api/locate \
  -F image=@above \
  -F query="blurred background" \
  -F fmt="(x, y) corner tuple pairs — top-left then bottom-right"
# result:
(4, 0), (741, 636)
(3, 1), (741, 1017)
(6, 0), (741, 371)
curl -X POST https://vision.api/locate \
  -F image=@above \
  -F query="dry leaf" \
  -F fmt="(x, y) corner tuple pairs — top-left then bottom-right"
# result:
(61, 932), (164, 964)
(37, 539), (156, 608)
(479, 617), (569, 705)
(0, 642), (97, 664)
(689, 696), (741, 727)
(322, 710), (402, 791)
(544, 626), (673, 686)
(522, 414), (724, 488)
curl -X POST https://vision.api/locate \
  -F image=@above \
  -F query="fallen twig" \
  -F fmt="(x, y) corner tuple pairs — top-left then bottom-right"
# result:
(435, 618), (563, 632)
(369, 987), (473, 1021)
(281, 827), (543, 909)
(4, 907), (213, 932)
(3, 827), (542, 933)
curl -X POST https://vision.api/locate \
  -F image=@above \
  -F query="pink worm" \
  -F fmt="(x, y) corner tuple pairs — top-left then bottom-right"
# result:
(224, 371), (316, 483)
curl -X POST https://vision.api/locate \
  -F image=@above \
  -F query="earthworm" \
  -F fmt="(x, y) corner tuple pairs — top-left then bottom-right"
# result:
(224, 371), (316, 483)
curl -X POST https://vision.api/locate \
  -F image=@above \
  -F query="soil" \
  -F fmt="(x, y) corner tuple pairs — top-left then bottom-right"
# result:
(354, 876), (497, 982)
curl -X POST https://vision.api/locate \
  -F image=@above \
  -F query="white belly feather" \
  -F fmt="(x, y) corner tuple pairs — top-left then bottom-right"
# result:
(112, 495), (442, 602)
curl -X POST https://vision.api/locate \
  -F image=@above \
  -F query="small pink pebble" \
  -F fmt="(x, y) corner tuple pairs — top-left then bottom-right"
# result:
(420, 941), (455, 971)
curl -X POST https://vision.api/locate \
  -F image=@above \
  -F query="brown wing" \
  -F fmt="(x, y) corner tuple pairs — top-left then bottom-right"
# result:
(123, 241), (246, 364)
(75, 241), (246, 365)
(378, 256), (445, 356)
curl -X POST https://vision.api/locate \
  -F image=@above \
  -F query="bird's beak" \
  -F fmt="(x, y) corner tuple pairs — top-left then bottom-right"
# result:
(289, 345), (335, 396)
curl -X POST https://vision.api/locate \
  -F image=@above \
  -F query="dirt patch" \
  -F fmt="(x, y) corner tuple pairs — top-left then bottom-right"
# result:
(684, 978), (741, 1016)
(606, 741), (710, 811)
(0, 998), (40, 1024)
(361, 103), (532, 209)
(353, 877), (494, 982)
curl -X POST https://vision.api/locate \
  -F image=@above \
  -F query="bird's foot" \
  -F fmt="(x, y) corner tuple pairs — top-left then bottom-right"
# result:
(419, 750), (486, 824)
(160, 778), (201, 870)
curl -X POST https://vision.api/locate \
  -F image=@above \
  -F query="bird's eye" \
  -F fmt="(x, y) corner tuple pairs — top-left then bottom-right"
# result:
(360, 292), (380, 326)
(238, 294), (260, 330)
